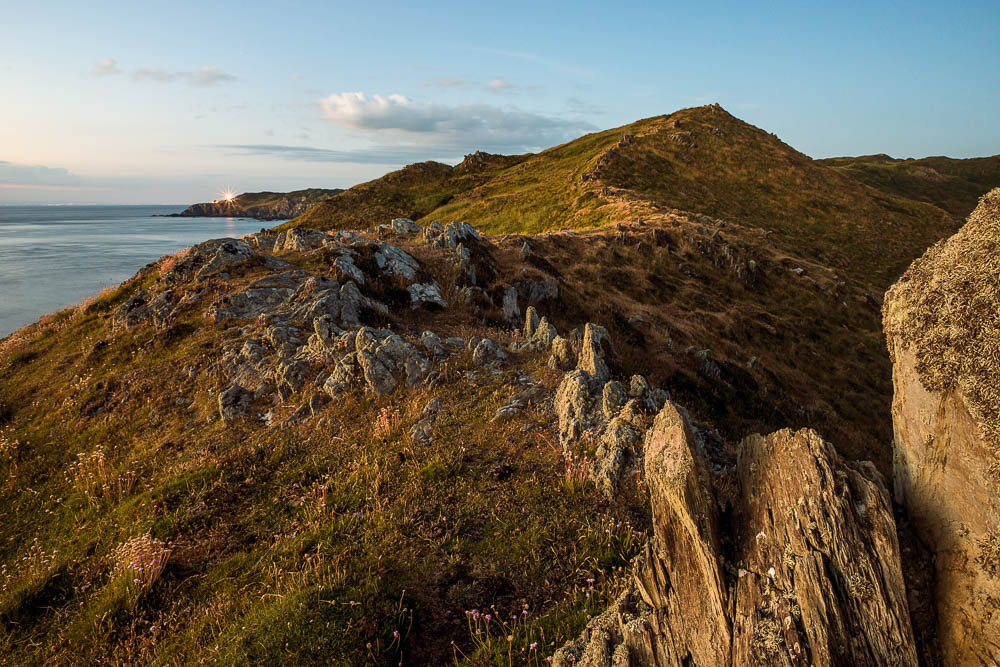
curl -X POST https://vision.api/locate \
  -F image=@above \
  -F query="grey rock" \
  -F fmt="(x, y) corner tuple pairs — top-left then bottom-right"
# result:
(408, 281), (448, 309)
(629, 374), (650, 397)
(420, 331), (445, 357)
(502, 286), (519, 325)
(218, 384), (253, 422)
(444, 337), (465, 351)
(409, 416), (435, 443)
(357, 349), (397, 395)
(375, 242), (419, 281)
(391, 218), (421, 235)
(554, 370), (593, 449)
(472, 338), (508, 366)
(532, 316), (558, 348)
(333, 252), (366, 284)
(323, 353), (358, 398)
(274, 228), (329, 253)
(308, 392), (330, 416)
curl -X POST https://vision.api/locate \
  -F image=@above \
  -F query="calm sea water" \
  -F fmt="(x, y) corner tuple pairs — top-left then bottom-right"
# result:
(0, 205), (272, 337)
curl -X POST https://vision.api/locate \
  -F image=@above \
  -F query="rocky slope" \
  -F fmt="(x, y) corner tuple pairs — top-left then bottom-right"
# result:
(175, 188), (342, 221)
(883, 188), (1000, 664)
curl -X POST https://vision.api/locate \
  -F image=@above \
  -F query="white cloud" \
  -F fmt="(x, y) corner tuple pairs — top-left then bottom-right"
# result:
(92, 58), (120, 76)
(422, 77), (470, 90)
(318, 92), (595, 152)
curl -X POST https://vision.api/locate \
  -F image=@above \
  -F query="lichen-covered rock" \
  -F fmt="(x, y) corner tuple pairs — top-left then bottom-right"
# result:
(601, 381), (628, 420)
(274, 227), (329, 253)
(532, 317), (558, 348)
(548, 336), (576, 371)
(555, 370), (593, 449)
(218, 384), (253, 422)
(323, 353), (358, 398)
(883, 188), (1000, 664)
(578, 323), (611, 384)
(524, 306), (540, 339)
(333, 252), (366, 284)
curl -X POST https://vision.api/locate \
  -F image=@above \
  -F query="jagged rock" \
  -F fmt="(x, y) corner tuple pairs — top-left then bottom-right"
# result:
(408, 282), (448, 309)
(357, 349), (396, 395)
(578, 323), (611, 384)
(323, 354), (357, 398)
(218, 384), (253, 422)
(422, 397), (442, 418)
(242, 232), (277, 252)
(409, 397), (442, 443)
(423, 221), (444, 242)
(404, 355), (430, 387)
(313, 314), (338, 342)
(472, 338), (508, 367)
(524, 306), (540, 339)
(531, 317), (558, 348)
(558, 403), (918, 666)
(520, 240), (533, 258)
(375, 242), (420, 281)
(493, 386), (548, 422)
(593, 413), (644, 494)
(548, 336), (576, 371)
(112, 290), (178, 330)
(555, 370), (593, 449)
(883, 188), (1000, 664)
(601, 381), (628, 420)
(273, 359), (310, 394)
(333, 252), (366, 284)
(502, 287), (519, 325)
(391, 218), (421, 235)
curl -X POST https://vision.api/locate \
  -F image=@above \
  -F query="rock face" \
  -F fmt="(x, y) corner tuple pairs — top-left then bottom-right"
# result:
(556, 403), (918, 666)
(883, 188), (1000, 665)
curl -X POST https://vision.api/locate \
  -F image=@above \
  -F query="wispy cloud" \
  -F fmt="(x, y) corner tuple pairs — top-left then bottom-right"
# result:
(488, 78), (512, 92)
(217, 144), (465, 165)
(125, 64), (237, 86)
(0, 160), (80, 186)
(566, 96), (602, 115)
(422, 77), (470, 90)
(92, 58), (121, 76)
(318, 92), (595, 152)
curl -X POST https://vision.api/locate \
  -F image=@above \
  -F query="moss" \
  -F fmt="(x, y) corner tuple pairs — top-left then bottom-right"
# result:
(884, 188), (1000, 459)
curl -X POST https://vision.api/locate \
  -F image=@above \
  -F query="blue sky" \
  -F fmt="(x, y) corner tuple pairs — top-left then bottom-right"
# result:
(1, 0), (997, 204)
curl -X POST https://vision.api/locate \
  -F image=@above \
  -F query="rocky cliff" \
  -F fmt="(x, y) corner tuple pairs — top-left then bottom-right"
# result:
(883, 188), (1000, 664)
(175, 188), (342, 221)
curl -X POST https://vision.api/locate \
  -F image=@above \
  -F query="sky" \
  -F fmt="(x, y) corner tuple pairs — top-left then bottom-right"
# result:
(1, 0), (998, 204)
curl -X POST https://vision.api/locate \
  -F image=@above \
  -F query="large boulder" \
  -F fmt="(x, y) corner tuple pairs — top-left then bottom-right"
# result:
(883, 188), (1000, 664)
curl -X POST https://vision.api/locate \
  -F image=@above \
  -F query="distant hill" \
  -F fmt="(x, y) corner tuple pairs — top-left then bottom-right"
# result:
(176, 188), (343, 221)
(287, 105), (970, 287)
(818, 153), (1000, 218)
(285, 152), (527, 231)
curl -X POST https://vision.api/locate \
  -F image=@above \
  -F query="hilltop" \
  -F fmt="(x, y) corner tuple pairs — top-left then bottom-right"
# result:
(176, 188), (343, 221)
(289, 105), (964, 287)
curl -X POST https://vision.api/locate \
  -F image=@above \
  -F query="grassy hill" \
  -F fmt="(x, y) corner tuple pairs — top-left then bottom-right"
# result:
(818, 153), (1000, 218)
(180, 188), (343, 221)
(290, 105), (964, 287)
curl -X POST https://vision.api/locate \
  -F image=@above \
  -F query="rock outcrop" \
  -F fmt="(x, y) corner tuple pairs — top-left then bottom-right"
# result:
(556, 403), (918, 666)
(173, 188), (342, 221)
(883, 188), (1000, 664)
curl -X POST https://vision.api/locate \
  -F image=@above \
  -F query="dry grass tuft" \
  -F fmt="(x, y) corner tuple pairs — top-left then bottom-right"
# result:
(111, 534), (170, 592)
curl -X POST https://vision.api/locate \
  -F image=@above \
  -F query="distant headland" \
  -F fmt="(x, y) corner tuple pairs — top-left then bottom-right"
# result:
(166, 188), (343, 221)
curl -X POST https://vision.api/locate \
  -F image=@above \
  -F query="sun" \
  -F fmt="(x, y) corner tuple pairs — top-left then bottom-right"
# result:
(217, 188), (236, 204)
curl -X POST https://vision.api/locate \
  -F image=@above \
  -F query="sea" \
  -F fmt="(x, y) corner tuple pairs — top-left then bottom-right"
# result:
(0, 205), (272, 338)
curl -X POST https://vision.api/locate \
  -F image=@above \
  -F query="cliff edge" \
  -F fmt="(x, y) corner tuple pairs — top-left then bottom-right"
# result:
(883, 188), (1000, 664)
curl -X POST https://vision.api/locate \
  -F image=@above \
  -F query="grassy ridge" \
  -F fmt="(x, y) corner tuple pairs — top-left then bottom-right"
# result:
(818, 153), (1000, 218)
